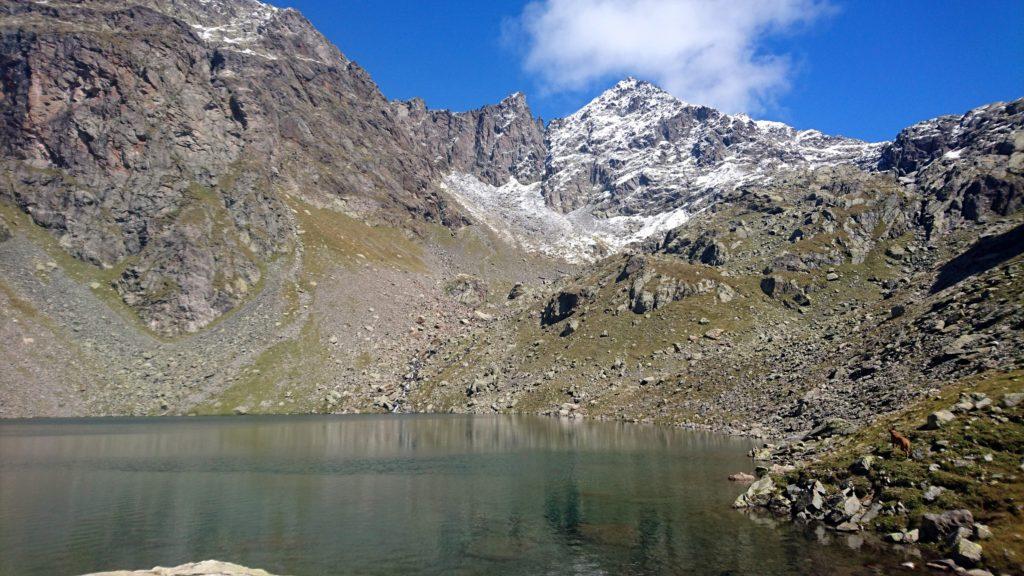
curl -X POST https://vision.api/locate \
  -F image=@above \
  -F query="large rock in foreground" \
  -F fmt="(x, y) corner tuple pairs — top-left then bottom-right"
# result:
(83, 560), (281, 576)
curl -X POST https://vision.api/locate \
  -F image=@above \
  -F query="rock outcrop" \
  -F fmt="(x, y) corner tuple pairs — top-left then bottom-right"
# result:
(879, 99), (1024, 237)
(83, 560), (280, 576)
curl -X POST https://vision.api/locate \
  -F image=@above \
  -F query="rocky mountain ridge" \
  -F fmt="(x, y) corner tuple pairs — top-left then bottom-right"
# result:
(438, 77), (888, 263)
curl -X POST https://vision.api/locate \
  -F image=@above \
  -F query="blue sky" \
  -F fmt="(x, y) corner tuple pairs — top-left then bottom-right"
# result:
(268, 0), (1023, 141)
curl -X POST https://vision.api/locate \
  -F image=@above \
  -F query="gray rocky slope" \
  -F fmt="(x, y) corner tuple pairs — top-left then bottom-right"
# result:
(0, 0), (1021, 449)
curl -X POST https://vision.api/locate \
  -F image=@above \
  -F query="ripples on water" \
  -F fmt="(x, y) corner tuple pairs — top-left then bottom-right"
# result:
(0, 415), (911, 575)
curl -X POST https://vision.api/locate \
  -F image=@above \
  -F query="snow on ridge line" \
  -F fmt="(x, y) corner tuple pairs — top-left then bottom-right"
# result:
(441, 173), (694, 263)
(186, 0), (284, 46)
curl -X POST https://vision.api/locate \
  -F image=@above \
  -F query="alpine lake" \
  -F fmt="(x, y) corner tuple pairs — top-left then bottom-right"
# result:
(0, 415), (921, 575)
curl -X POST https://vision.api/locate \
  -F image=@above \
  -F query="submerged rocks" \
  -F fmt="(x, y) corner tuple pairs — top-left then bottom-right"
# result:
(728, 472), (756, 483)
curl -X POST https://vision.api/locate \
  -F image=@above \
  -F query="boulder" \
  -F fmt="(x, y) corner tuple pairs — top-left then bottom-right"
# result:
(698, 241), (728, 266)
(885, 245), (906, 260)
(507, 282), (528, 300)
(886, 529), (919, 544)
(732, 475), (777, 508)
(842, 494), (862, 517)
(617, 254), (647, 282)
(943, 334), (984, 357)
(806, 418), (857, 439)
(633, 291), (656, 313)
(926, 410), (956, 429)
(920, 509), (974, 543)
(955, 538), (983, 566)
(541, 287), (588, 325)
(923, 485), (945, 502)
(560, 318), (580, 337)
(760, 275), (802, 299)
(703, 328), (725, 340)
(835, 521), (860, 532)
(1002, 392), (1023, 408)
(850, 455), (875, 475)
(445, 275), (487, 306)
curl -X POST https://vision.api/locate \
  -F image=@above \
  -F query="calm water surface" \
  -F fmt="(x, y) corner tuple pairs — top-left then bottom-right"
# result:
(0, 415), (911, 575)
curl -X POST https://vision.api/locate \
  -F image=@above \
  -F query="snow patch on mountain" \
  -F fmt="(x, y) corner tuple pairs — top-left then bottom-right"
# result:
(188, 0), (281, 46)
(442, 173), (694, 263)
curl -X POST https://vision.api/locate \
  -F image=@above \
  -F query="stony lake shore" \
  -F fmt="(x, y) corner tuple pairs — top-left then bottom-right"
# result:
(732, 373), (1024, 575)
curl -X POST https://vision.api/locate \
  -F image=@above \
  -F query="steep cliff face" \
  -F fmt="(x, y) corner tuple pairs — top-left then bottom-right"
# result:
(395, 92), (546, 187)
(0, 0), (462, 334)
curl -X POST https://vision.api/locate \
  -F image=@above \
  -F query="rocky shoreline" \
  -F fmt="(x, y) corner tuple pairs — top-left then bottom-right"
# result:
(731, 379), (1023, 575)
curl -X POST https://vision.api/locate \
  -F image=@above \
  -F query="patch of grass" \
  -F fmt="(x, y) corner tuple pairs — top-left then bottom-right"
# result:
(286, 194), (426, 275)
(0, 279), (40, 319)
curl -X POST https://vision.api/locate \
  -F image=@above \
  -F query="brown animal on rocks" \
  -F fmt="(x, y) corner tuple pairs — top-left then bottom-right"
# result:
(890, 428), (911, 457)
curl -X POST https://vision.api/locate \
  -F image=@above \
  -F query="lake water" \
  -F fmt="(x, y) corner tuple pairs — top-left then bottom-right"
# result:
(0, 415), (913, 575)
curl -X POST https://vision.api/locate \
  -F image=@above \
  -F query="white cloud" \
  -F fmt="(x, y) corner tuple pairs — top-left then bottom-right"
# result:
(513, 0), (829, 113)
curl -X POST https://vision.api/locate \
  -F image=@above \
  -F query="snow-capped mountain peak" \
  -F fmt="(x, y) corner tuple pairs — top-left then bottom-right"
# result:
(441, 77), (888, 263)
(541, 77), (883, 216)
